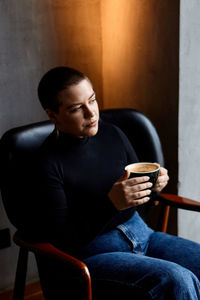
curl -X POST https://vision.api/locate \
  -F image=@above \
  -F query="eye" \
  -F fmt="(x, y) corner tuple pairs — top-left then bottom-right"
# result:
(71, 106), (82, 113)
(90, 99), (96, 104)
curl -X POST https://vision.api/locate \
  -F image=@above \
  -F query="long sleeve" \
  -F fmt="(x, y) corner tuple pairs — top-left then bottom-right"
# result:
(27, 120), (140, 253)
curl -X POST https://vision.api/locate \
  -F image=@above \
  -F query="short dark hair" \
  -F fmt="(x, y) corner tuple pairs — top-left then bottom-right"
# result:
(38, 66), (88, 112)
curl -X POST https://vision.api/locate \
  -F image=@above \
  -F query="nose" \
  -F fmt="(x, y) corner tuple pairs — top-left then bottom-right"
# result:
(84, 105), (95, 119)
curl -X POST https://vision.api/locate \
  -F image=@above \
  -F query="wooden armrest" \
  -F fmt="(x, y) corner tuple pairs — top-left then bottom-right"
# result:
(159, 193), (200, 212)
(13, 231), (91, 282)
(13, 231), (92, 300)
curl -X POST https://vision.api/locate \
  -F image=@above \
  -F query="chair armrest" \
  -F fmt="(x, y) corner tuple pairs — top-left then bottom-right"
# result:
(13, 231), (91, 283)
(159, 193), (200, 212)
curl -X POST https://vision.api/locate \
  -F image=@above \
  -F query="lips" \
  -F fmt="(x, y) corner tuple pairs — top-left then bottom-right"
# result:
(87, 120), (97, 127)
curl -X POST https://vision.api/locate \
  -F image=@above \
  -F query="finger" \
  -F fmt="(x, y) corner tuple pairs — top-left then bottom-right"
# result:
(156, 174), (169, 184)
(154, 178), (168, 191)
(129, 196), (150, 207)
(127, 176), (150, 186)
(154, 182), (163, 189)
(117, 170), (130, 182)
(132, 189), (152, 200)
(129, 181), (153, 191)
(158, 167), (168, 175)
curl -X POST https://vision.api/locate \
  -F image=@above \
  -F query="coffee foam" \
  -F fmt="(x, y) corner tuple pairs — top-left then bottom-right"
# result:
(126, 163), (159, 173)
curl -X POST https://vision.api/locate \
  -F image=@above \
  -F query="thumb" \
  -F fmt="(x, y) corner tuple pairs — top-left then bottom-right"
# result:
(118, 170), (130, 182)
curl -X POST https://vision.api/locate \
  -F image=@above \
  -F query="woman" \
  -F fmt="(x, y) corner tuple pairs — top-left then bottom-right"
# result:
(33, 66), (200, 299)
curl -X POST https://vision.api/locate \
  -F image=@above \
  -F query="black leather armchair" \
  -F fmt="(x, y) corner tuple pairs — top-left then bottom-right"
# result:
(1, 108), (200, 299)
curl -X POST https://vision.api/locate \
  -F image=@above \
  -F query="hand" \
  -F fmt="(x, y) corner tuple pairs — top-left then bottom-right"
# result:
(153, 165), (169, 192)
(108, 170), (152, 211)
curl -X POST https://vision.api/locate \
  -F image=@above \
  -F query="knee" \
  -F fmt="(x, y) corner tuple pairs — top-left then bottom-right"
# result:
(157, 264), (200, 299)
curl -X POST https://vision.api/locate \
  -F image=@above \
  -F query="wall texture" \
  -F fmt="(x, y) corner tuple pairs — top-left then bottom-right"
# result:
(0, 0), (104, 291)
(0, 0), (179, 292)
(101, 0), (179, 196)
(0, 0), (49, 290)
(179, 0), (200, 243)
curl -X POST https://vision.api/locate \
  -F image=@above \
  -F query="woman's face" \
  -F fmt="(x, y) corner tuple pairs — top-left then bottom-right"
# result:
(46, 79), (99, 138)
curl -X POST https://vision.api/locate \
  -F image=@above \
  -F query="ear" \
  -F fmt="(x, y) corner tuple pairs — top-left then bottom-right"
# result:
(45, 109), (57, 124)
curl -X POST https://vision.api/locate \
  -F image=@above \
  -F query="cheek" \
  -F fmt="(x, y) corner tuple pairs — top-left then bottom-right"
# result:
(70, 116), (84, 129)
(95, 105), (99, 118)
(58, 116), (76, 130)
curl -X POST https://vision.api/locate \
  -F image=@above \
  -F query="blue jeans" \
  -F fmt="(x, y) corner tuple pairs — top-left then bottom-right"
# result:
(77, 212), (200, 299)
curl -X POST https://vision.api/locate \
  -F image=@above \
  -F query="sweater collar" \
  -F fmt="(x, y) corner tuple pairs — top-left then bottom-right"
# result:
(54, 128), (89, 146)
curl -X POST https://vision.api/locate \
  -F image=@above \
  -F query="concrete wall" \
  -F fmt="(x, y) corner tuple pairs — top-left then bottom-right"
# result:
(0, 0), (179, 292)
(0, 0), (48, 290)
(0, 0), (103, 291)
(179, 0), (200, 242)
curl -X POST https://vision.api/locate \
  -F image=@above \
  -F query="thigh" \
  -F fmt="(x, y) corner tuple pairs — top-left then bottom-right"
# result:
(147, 231), (200, 279)
(77, 229), (132, 260)
(84, 251), (199, 300)
(85, 252), (152, 299)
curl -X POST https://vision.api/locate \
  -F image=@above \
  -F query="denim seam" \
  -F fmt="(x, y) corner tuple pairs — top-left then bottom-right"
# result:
(117, 224), (137, 245)
(117, 224), (144, 253)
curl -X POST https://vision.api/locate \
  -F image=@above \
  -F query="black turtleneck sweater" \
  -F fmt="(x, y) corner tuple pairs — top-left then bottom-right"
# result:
(30, 119), (139, 254)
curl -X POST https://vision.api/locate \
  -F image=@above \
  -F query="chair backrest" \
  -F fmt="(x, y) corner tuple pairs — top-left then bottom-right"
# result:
(0, 120), (54, 228)
(100, 108), (164, 165)
(0, 108), (164, 229)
